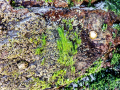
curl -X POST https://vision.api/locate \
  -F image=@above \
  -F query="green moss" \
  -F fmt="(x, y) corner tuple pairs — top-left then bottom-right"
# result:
(111, 50), (120, 65)
(57, 26), (79, 66)
(51, 69), (66, 85)
(30, 77), (50, 90)
(71, 66), (75, 74)
(41, 58), (45, 65)
(35, 33), (47, 55)
(89, 58), (103, 74)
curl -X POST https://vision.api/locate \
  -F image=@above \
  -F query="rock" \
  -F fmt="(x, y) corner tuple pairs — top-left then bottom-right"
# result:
(54, 0), (68, 8)
(0, 30), (2, 34)
(114, 36), (120, 45)
(17, 60), (28, 70)
(75, 62), (87, 70)
(11, 8), (29, 15)
(72, 0), (97, 6)
(72, 0), (83, 6)
(30, 64), (36, 70)
(0, 64), (4, 73)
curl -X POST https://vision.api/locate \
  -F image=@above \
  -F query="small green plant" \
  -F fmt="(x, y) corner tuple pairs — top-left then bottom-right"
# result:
(62, 18), (74, 30)
(57, 26), (81, 68)
(51, 69), (67, 85)
(112, 32), (116, 38)
(113, 24), (120, 34)
(102, 24), (107, 32)
(11, 0), (15, 7)
(30, 77), (50, 90)
(111, 50), (120, 65)
(57, 27), (75, 66)
(41, 58), (45, 65)
(86, 71), (120, 90)
(71, 66), (75, 74)
(105, 0), (120, 16)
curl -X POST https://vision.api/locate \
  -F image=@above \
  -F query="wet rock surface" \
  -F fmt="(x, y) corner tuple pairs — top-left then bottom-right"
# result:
(0, 0), (120, 89)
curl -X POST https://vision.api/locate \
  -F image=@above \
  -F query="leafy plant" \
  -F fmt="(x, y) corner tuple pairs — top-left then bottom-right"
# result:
(112, 24), (120, 34)
(62, 18), (74, 31)
(111, 50), (120, 65)
(57, 26), (81, 67)
(112, 32), (116, 38)
(57, 27), (74, 66)
(102, 23), (107, 32)
(30, 77), (50, 90)
(87, 71), (120, 90)
(104, 0), (120, 16)
(51, 69), (67, 85)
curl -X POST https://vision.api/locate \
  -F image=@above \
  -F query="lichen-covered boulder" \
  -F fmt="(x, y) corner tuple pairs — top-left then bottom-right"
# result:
(0, 1), (119, 90)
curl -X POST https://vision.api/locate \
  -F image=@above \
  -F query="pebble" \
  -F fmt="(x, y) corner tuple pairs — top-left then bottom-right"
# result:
(30, 64), (36, 69)
(0, 30), (2, 34)
(17, 61), (28, 70)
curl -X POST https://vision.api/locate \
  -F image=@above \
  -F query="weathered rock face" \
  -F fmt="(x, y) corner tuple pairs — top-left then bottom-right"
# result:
(43, 8), (119, 77)
(9, 0), (97, 8)
(0, 0), (120, 90)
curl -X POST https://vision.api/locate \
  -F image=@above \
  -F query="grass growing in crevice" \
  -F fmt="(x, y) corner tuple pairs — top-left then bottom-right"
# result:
(57, 27), (75, 66)
(57, 26), (81, 67)
(30, 77), (50, 90)
(62, 18), (74, 31)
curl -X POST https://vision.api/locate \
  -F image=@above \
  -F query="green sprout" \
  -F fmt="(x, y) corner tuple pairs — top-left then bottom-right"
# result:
(102, 24), (107, 32)
(112, 32), (116, 38)
(41, 58), (45, 65)
(51, 69), (67, 85)
(62, 18), (74, 31)
(57, 26), (81, 67)
(31, 77), (50, 90)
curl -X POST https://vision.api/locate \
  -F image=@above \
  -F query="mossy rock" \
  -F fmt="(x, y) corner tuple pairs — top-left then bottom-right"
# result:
(0, 1), (119, 89)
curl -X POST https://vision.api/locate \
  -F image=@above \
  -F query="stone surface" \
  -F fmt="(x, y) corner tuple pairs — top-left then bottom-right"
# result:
(0, 0), (119, 90)
(17, 61), (28, 70)
(54, 0), (68, 8)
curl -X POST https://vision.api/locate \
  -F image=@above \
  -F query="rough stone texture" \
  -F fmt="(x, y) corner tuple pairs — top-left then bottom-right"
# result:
(0, 0), (119, 90)
(54, 0), (68, 8)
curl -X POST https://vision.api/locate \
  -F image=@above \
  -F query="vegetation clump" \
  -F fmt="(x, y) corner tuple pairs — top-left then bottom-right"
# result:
(105, 0), (120, 16)
(57, 26), (81, 67)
